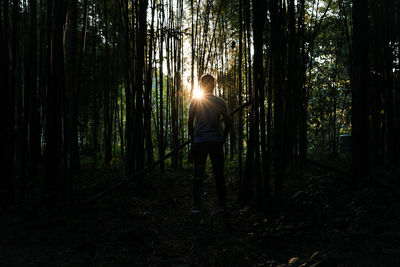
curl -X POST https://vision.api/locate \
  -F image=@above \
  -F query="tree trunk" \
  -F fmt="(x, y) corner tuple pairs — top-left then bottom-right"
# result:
(45, 0), (69, 204)
(144, 0), (156, 166)
(134, 0), (148, 184)
(237, 0), (246, 202)
(252, 0), (270, 207)
(159, 0), (165, 172)
(0, 1), (15, 208)
(271, 0), (285, 198)
(28, 0), (41, 182)
(103, 3), (112, 166)
(351, 0), (370, 183)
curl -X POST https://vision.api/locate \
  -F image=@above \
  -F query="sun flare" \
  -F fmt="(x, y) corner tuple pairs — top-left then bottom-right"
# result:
(185, 77), (204, 99)
(192, 88), (204, 99)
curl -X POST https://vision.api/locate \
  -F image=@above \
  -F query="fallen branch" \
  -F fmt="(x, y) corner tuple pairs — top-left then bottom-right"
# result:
(86, 98), (255, 203)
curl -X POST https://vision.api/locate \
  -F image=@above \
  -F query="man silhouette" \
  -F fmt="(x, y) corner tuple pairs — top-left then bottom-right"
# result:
(188, 74), (232, 214)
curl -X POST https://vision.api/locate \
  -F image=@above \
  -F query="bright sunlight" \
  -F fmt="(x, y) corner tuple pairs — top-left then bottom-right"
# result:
(183, 74), (204, 99)
(192, 87), (204, 99)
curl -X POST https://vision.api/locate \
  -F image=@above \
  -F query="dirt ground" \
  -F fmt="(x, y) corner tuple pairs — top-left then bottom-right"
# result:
(1, 165), (400, 266)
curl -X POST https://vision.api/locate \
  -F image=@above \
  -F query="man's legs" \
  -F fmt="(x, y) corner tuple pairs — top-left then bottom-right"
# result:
(209, 142), (226, 210)
(191, 143), (207, 213)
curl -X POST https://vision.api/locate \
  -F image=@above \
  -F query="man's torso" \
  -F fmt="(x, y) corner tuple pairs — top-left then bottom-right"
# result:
(189, 95), (228, 143)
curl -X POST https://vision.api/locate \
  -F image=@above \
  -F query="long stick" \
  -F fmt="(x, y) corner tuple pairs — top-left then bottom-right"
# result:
(86, 99), (255, 203)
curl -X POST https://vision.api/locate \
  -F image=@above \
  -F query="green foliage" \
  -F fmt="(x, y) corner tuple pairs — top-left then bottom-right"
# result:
(305, 1), (351, 154)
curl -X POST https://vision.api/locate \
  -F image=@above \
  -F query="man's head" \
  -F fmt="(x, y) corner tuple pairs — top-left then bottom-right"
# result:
(200, 74), (215, 94)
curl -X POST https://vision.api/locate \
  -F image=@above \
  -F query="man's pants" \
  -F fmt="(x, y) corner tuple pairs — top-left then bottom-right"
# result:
(190, 142), (226, 207)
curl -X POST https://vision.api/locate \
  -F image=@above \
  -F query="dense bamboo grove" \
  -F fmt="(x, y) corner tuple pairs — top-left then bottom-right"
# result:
(1, 0), (400, 209)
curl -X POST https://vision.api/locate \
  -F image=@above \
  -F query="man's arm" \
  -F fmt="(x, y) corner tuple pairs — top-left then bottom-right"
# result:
(221, 104), (232, 142)
(188, 101), (196, 141)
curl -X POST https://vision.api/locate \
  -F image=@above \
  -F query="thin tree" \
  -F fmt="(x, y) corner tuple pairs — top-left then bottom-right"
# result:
(252, 0), (270, 207)
(351, 0), (370, 183)
(0, 0), (15, 208)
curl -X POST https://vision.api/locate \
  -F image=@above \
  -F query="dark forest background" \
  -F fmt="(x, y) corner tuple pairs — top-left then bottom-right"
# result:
(1, 0), (399, 207)
(1, 0), (400, 265)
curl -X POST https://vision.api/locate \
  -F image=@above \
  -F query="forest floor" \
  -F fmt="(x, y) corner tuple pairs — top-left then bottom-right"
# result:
(1, 160), (400, 267)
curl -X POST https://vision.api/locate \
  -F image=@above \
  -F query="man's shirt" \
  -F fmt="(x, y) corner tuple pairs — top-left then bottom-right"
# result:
(189, 94), (229, 143)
